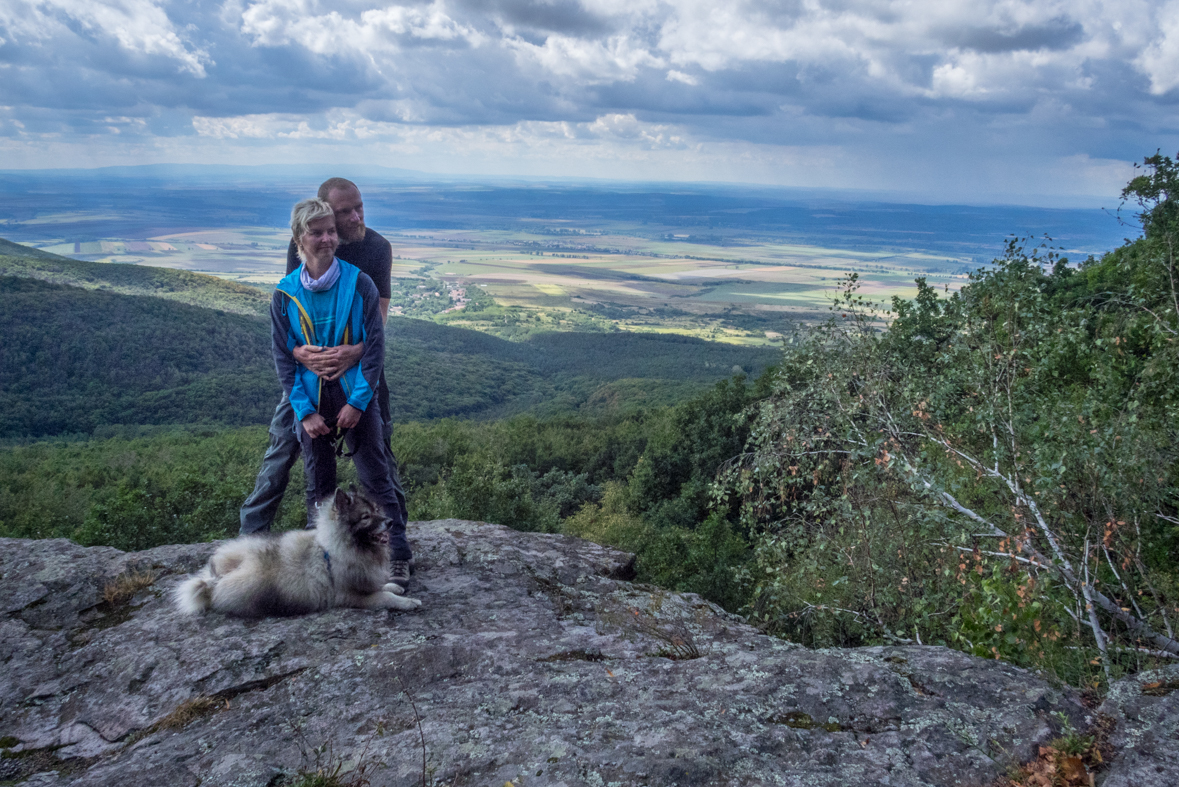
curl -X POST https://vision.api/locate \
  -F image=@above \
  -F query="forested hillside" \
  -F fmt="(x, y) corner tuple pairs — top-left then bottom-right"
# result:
(383, 315), (771, 420)
(0, 238), (270, 316)
(0, 276), (276, 436)
(0, 243), (776, 438)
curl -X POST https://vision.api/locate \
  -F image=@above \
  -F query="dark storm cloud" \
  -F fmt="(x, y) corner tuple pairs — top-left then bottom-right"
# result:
(951, 16), (1086, 54)
(469, 0), (615, 36)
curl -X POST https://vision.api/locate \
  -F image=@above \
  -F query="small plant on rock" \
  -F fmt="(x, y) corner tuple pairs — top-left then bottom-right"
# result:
(102, 569), (158, 606)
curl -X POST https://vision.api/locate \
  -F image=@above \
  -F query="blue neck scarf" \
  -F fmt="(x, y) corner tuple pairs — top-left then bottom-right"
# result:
(301, 257), (341, 292)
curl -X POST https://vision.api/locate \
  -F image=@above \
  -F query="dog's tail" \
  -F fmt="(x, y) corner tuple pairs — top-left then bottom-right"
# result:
(173, 569), (216, 615)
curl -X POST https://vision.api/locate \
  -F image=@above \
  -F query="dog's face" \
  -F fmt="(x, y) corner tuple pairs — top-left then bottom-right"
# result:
(333, 488), (392, 553)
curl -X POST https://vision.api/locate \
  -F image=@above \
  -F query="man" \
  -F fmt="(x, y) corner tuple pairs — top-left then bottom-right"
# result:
(240, 177), (412, 587)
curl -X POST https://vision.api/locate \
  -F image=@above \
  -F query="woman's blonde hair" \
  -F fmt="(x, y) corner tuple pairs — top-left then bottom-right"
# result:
(290, 198), (335, 262)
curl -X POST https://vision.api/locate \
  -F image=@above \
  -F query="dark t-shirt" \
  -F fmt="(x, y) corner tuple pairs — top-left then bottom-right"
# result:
(286, 228), (392, 299)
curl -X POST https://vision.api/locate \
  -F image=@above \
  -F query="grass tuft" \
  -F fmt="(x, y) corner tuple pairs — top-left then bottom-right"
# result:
(600, 598), (702, 661)
(102, 569), (158, 606)
(155, 697), (226, 731)
(277, 738), (382, 787)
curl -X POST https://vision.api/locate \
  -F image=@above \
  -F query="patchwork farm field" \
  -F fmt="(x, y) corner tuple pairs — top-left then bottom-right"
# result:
(34, 227), (293, 285)
(27, 222), (970, 344)
(2, 171), (1125, 345)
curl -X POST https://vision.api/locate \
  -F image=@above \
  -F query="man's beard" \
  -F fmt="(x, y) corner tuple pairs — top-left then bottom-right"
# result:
(340, 222), (366, 244)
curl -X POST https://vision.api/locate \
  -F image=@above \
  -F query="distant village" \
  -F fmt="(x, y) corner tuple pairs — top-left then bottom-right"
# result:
(388, 283), (468, 316)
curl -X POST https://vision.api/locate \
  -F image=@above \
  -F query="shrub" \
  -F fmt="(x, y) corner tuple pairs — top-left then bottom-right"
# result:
(564, 485), (750, 611)
(410, 457), (561, 533)
(722, 154), (1179, 684)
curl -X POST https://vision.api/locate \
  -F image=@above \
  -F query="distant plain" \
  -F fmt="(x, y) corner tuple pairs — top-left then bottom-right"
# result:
(0, 168), (1132, 344)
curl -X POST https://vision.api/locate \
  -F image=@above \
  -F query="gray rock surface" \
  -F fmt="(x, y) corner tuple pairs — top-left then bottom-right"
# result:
(0, 521), (1099, 786)
(1097, 664), (1179, 787)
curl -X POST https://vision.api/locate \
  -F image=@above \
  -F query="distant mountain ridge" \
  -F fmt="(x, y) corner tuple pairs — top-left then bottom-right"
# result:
(0, 240), (777, 438)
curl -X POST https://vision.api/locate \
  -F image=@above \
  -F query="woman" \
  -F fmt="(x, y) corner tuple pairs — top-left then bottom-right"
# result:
(271, 198), (410, 569)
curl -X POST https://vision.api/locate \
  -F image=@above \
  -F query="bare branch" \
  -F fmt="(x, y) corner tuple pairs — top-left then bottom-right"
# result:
(947, 545), (1046, 567)
(1082, 538), (1112, 679)
(897, 446), (1179, 656)
(1103, 545), (1148, 623)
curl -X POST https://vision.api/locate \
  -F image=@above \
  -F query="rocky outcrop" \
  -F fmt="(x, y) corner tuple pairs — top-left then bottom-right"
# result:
(0, 520), (1162, 786)
(1098, 664), (1179, 787)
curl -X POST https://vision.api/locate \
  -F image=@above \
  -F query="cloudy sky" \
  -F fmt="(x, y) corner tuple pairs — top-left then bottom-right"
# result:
(1, 0), (1176, 203)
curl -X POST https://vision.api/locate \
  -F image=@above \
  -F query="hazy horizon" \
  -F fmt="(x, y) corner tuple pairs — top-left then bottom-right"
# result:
(0, 167), (1133, 270)
(0, 163), (1127, 211)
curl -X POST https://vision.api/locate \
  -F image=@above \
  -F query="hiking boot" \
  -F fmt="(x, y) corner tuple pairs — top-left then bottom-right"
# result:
(387, 560), (412, 593)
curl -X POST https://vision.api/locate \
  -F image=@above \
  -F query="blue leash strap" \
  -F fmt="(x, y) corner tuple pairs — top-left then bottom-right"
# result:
(323, 550), (334, 587)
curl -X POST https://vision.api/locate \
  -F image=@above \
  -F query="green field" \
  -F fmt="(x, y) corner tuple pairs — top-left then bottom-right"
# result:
(21, 223), (970, 344)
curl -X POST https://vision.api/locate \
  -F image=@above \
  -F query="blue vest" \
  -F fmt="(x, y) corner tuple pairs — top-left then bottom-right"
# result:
(275, 260), (372, 418)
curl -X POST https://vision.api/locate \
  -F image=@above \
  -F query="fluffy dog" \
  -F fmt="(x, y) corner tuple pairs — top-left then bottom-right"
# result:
(174, 488), (421, 617)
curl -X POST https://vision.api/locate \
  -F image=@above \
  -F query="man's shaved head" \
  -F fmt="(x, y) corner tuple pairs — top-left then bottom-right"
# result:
(317, 177), (359, 201)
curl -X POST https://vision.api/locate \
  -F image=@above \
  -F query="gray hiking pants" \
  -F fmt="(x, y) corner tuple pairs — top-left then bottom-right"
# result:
(297, 381), (412, 562)
(239, 373), (409, 539)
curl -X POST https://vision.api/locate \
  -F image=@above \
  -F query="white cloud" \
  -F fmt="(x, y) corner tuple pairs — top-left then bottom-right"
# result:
(361, 4), (481, 41)
(0, 0), (210, 76)
(192, 114), (283, 139)
(192, 112), (401, 139)
(506, 33), (663, 83)
(585, 113), (689, 147)
(1137, 0), (1179, 94)
(193, 110), (689, 149)
(239, 0), (483, 54)
(658, 2), (849, 72)
(650, 0), (1158, 102)
(1049, 153), (1137, 194)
